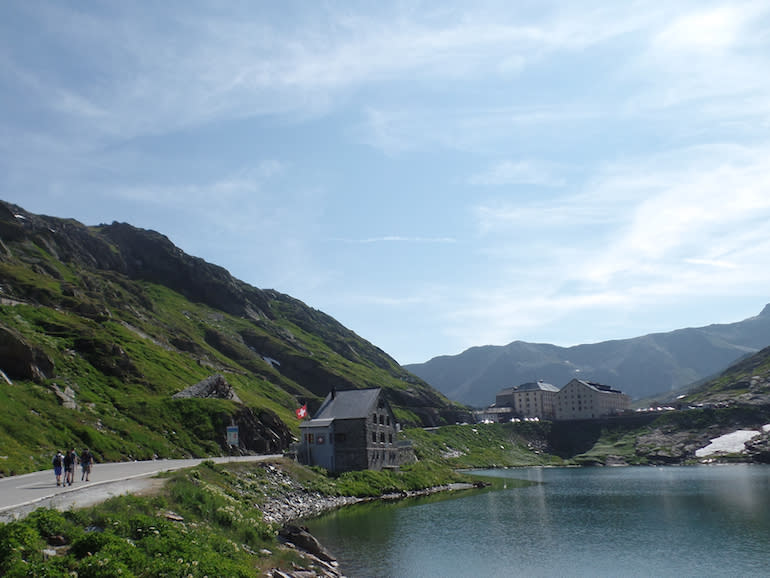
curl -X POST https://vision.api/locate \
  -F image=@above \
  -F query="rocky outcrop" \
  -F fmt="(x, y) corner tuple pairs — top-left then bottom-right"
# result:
(172, 375), (293, 453)
(279, 525), (336, 564)
(0, 324), (55, 382)
(53, 384), (78, 409)
(634, 429), (713, 464)
(227, 406), (294, 454)
(173, 374), (242, 402)
(744, 431), (770, 463)
(99, 222), (273, 320)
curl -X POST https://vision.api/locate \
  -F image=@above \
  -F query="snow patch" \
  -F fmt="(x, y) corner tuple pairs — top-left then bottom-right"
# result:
(695, 426), (770, 457)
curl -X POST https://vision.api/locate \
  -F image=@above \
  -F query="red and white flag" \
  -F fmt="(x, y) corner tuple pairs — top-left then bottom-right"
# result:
(295, 404), (307, 419)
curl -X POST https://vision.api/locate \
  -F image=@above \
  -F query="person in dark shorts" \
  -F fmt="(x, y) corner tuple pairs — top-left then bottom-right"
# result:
(80, 448), (93, 481)
(52, 451), (64, 486)
(63, 448), (78, 486)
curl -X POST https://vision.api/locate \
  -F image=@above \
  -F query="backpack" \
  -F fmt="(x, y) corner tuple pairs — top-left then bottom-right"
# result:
(53, 454), (62, 467)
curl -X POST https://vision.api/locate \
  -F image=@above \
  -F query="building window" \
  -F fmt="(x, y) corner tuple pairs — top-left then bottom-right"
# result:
(379, 415), (385, 425)
(380, 432), (385, 443)
(388, 434), (393, 444)
(306, 433), (314, 444)
(372, 431), (377, 443)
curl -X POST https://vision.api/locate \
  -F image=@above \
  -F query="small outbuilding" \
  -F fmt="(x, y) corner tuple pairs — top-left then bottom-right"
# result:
(298, 388), (404, 473)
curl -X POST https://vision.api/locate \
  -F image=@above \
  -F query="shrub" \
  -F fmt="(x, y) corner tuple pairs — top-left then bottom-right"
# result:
(0, 521), (45, 574)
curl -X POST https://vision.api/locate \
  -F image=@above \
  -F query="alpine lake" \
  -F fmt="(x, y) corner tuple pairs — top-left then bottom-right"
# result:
(304, 464), (770, 577)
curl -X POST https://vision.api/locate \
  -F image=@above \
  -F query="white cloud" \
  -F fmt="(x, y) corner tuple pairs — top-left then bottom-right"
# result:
(655, 5), (745, 52)
(458, 141), (770, 348)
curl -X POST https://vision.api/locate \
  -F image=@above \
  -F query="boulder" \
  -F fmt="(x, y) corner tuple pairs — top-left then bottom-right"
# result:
(173, 374), (242, 402)
(0, 325), (55, 382)
(278, 525), (336, 563)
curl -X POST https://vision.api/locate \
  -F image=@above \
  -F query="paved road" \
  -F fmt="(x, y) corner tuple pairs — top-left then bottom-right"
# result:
(0, 455), (281, 522)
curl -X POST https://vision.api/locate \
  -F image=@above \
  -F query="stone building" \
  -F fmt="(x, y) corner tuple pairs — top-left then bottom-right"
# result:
(496, 380), (560, 419)
(298, 388), (404, 473)
(554, 379), (631, 420)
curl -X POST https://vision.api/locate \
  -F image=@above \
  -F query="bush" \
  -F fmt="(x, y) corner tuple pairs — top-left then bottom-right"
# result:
(26, 508), (68, 538)
(0, 521), (45, 574)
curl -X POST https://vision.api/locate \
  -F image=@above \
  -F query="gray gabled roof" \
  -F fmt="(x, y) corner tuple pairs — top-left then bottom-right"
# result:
(568, 379), (624, 395)
(311, 388), (382, 421)
(515, 381), (559, 393)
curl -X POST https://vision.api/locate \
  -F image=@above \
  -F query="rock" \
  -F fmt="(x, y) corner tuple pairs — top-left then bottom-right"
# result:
(279, 525), (336, 564)
(53, 384), (78, 409)
(0, 324), (55, 382)
(47, 535), (67, 546)
(745, 432), (770, 463)
(173, 374), (242, 402)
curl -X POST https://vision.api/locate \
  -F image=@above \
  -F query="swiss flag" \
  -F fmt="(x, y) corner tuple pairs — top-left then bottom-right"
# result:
(295, 404), (308, 419)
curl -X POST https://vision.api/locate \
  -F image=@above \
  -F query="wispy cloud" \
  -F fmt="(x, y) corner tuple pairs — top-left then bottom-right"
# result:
(457, 141), (770, 347)
(334, 236), (457, 244)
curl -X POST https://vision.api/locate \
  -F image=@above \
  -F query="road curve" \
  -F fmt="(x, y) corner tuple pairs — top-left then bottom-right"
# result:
(0, 455), (282, 522)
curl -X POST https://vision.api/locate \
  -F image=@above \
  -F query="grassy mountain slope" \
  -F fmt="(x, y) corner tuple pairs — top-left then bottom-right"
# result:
(679, 345), (770, 406)
(406, 306), (770, 406)
(0, 201), (468, 476)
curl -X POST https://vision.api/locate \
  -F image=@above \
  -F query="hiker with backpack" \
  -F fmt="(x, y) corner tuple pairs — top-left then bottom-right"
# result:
(63, 448), (78, 486)
(80, 448), (93, 481)
(52, 451), (64, 486)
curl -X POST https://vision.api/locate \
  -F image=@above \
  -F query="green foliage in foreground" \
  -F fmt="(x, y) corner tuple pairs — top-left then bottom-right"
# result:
(0, 458), (471, 576)
(0, 462), (286, 577)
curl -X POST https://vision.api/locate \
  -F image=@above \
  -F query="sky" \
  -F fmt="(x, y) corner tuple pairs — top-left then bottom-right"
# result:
(2, 1), (770, 365)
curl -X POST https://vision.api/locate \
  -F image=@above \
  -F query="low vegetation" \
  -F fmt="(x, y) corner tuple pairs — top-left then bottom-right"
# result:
(404, 422), (563, 468)
(0, 457), (472, 577)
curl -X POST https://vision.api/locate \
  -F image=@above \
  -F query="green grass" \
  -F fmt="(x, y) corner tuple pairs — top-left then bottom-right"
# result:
(404, 422), (564, 468)
(1, 218), (470, 477)
(0, 458), (477, 576)
(0, 463), (285, 577)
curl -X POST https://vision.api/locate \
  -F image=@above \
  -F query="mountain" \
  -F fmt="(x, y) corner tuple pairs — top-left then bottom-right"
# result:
(681, 344), (770, 407)
(0, 201), (468, 475)
(404, 306), (770, 407)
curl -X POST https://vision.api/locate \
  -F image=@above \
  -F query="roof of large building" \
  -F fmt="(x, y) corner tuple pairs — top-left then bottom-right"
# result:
(307, 387), (382, 421)
(515, 380), (560, 393)
(568, 379), (625, 395)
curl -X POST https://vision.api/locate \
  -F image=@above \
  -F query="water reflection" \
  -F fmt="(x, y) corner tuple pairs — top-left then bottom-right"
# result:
(306, 465), (770, 577)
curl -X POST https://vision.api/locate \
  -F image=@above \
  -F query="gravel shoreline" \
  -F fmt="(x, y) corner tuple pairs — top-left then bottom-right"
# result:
(255, 463), (477, 526)
(251, 464), (480, 577)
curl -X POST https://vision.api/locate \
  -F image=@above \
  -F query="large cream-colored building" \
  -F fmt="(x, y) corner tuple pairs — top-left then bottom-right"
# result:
(496, 380), (559, 420)
(554, 379), (630, 420)
(490, 378), (631, 422)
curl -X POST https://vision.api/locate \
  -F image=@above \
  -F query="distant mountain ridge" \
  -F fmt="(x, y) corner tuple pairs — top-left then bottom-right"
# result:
(405, 305), (770, 407)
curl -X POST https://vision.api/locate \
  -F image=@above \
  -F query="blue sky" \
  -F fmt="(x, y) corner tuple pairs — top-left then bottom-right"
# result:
(2, 2), (770, 365)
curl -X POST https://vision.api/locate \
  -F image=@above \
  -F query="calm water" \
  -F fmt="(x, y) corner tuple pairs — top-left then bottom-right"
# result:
(305, 465), (770, 577)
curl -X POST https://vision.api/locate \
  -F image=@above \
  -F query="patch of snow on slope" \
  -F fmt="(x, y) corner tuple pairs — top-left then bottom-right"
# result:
(695, 426), (770, 457)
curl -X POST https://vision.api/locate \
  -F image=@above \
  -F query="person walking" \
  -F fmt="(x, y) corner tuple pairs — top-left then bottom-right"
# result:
(64, 448), (78, 486)
(80, 448), (93, 481)
(52, 451), (64, 486)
